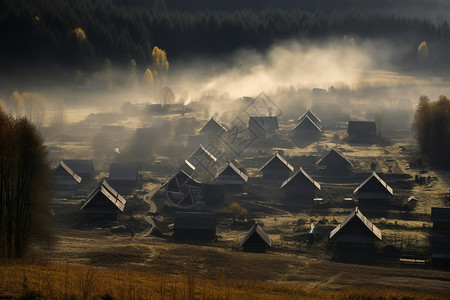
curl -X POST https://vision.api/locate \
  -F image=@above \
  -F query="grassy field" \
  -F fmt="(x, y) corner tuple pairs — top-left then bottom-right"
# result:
(0, 259), (448, 300)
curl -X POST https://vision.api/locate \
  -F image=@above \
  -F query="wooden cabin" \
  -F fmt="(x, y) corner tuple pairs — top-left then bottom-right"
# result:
(174, 212), (216, 240)
(248, 116), (279, 138)
(187, 144), (217, 169)
(165, 170), (203, 207)
(53, 161), (82, 197)
(280, 168), (321, 205)
(80, 179), (126, 219)
(199, 117), (227, 139)
(431, 207), (450, 267)
(292, 115), (322, 140)
(353, 172), (393, 207)
(316, 148), (352, 174)
(62, 159), (94, 181)
(239, 223), (272, 253)
(107, 162), (140, 195)
(348, 121), (377, 141)
(214, 161), (248, 192)
(298, 109), (321, 125)
(259, 151), (294, 182)
(329, 207), (382, 262)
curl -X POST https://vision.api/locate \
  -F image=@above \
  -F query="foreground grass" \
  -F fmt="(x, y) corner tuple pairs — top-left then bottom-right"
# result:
(0, 260), (446, 299)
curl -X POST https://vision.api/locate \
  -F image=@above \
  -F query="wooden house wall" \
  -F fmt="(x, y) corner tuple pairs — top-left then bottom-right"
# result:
(82, 194), (120, 218)
(242, 233), (269, 253)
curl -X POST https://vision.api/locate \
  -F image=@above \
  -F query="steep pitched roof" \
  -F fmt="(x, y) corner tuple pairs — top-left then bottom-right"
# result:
(199, 117), (227, 135)
(62, 160), (94, 175)
(292, 115), (322, 133)
(214, 161), (248, 184)
(108, 162), (139, 181)
(298, 109), (321, 124)
(316, 148), (353, 167)
(329, 207), (382, 240)
(353, 172), (393, 195)
(258, 152), (294, 172)
(280, 167), (321, 190)
(55, 161), (82, 183)
(81, 179), (126, 212)
(187, 144), (218, 165)
(239, 223), (272, 248)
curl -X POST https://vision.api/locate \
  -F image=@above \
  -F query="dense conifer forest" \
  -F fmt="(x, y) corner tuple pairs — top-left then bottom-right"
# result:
(1, 0), (450, 74)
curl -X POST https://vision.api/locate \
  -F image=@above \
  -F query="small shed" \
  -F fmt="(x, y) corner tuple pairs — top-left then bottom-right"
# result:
(280, 168), (321, 204)
(239, 223), (272, 252)
(348, 121), (377, 141)
(53, 161), (82, 197)
(298, 109), (321, 125)
(214, 161), (248, 191)
(353, 172), (393, 206)
(199, 117), (227, 139)
(431, 207), (450, 267)
(316, 148), (352, 173)
(107, 162), (140, 195)
(62, 159), (94, 181)
(174, 211), (216, 240)
(80, 179), (126, 219)
(259, 151), (294, 181)
(248, 116), (279, 138)
(292, 115), (322, 139)
(329, 207), (382, 262)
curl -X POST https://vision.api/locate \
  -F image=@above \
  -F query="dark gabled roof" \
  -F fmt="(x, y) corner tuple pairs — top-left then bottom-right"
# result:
(239, 223), (272, 248)
(258, 151), (294, 172)
(431, 207), (450, 223)
(353, 172), (393, 195)
(280, 167), (321, 190)
(187, 144), (218, 165)
(62, 159), (94, 175)
(298, 109), (321, 124)
(316, 148), (353, 167)
(174, 211), (216, 230)
(199, 117), (227, 135)
(55, 161), (82, 183)
(81, 179), (126, 212)
(292, 115), (321, 133)
(329, 207), (382, 240)
(165, 169), (201, 190)
(108, 162), (139, 181)
(214, 161), (248, 184)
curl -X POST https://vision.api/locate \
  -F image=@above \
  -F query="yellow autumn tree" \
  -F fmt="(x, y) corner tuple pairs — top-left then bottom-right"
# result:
(144, 68), (154, 84)
(418, 41), (428, 61)
(152, 46), (169, 73)
(73, 27), (86, 41)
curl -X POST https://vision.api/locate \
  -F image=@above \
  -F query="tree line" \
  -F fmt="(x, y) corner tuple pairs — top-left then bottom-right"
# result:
(414, 95), (450, 168)
(1, 0), (450, 74)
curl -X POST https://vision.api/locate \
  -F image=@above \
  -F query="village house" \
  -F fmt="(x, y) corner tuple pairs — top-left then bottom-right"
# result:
(213, 161), (248, 192)
(62, 159), (94, 181)
(80, 179), (126, 219)
(165, 170), (203, 207)
(248, 116), (279, 138)
(173, 211), (217, 240)
(329, 207), (382, 262)
(239, 223), (272, 252)
(431, 207), (450, 267)
(353, 172), (393, 207)
(107, 162), (140, 195)
(280, 167), (321, 205)
(316, 148), (352, 174)
(348, 121), (377, 141)
(259, 151), (294, 182)
(199, 117), (227, 139)
(291, 115), (322, 140)
(53, 161), (82, 198)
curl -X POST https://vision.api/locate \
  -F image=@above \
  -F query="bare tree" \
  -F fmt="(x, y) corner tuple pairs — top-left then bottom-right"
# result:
(158, 86), (175, 107)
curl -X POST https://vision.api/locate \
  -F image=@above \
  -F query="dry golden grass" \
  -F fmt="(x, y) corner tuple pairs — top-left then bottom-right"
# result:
(0, 260), (447, 300)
